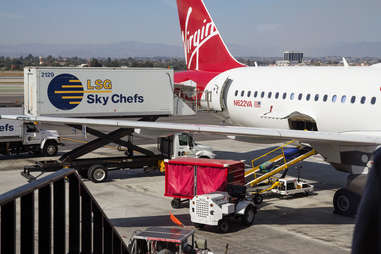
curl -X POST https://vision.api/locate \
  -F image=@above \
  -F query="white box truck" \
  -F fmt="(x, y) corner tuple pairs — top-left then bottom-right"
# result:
(24, 67), (193, 117)
(0, 107), (62, 156)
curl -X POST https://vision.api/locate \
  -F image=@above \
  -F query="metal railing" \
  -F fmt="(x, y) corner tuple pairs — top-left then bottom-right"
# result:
(0, 168), (129, 254)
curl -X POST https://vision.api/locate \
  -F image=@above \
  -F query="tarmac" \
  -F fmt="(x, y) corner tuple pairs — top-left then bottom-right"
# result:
(0, 129), (353, 253)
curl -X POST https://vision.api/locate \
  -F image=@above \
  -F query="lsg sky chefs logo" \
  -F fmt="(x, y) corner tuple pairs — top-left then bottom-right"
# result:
(47, 74), (144, 110)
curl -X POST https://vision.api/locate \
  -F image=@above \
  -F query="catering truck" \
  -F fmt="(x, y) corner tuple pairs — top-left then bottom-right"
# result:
(19, 67), (211, 182)
(24, 67), (193, 117)
(0, 107), (62, 156)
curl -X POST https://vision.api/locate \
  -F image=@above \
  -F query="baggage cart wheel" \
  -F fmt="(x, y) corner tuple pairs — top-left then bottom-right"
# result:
(171, 198), (181, 209)
(218, 218), (230, 233)
(241, 205), (256, 226)
(88, 165), (108, 183)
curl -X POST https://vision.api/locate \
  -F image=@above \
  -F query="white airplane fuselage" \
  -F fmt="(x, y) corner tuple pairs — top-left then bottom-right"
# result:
(201, 66), (381, 135)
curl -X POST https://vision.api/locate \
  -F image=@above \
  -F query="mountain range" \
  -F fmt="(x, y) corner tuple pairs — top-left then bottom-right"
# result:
(0, 41), (380, 58)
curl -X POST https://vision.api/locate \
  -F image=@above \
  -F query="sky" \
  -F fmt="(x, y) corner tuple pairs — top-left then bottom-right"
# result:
(0, 0), (380, 55)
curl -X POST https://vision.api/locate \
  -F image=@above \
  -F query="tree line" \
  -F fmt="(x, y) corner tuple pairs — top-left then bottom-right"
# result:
(0, 55), (188, 71)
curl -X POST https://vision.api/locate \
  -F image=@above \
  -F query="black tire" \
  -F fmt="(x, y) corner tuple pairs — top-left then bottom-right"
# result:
(253, 194), (263, 205)
(43, 141), (58, 156)
(171, 198), (181, 209)
(333, 188), (360, 217)
(218, 218), (230, 233)
(241, 205), (256, 226)
(88, 165), (108, 183)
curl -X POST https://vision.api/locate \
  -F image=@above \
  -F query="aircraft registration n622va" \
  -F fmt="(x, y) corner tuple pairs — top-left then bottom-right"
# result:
(3, 0), (381, 217)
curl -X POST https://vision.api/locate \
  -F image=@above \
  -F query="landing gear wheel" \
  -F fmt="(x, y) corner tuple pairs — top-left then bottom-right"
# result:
(218, 218), (230, 233)
(241, 205), (256, 226)
(88, 165), (108, 183)
(43, 141), (58, 156)
(253, 194), (263, 205)
(333, 188), (360, 217)
(171, 198), (181, 209)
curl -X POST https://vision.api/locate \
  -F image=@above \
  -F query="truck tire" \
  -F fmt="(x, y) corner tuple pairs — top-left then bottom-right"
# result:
(241, 205), (256, 226)
(43, 141), (58, 156)
(218, 218), (230, 233)
(333, 188), (360, 217)
(88, 165), (108, 183)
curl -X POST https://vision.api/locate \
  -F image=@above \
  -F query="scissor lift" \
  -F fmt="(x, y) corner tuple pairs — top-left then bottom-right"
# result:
(245, 141), (316, 201)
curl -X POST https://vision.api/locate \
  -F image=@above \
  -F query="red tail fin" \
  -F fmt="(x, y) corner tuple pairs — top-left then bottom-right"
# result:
(176, 0), (246, 72)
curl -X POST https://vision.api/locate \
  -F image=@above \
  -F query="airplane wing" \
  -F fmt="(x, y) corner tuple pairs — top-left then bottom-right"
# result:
(2, 114), (381, 146)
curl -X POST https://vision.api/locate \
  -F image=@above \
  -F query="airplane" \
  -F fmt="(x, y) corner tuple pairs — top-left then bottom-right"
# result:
(2, 0), (381, 217)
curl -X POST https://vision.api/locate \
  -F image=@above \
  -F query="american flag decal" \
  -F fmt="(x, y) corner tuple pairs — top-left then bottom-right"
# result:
(254, 101), (261, 108)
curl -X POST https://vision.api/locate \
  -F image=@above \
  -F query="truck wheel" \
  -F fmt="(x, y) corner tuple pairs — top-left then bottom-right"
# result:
(241, 205), (256, 226)
(88, 165), (108, 183)
(333, 188), (360, 217)
(171, 198), (181, 209)
(253, 194), (263, 205)
(43, 141), (58, 156)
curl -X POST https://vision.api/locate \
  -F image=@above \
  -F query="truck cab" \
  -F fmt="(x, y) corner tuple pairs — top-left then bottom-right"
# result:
(23, 122), (62, 156)
(159, 133), (215, 159)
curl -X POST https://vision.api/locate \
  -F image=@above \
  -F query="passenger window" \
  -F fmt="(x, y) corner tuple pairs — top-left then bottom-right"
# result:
(247, 91), (251, 97)
(235, 90), (238, 97)
(361, 96), (366, 104)
(254, 91), (258, 98)
(275, 92), (279, 99)
(298, 93), (303, 100)
(306, 94), (311, 101)
(351, 96), (356, 104)
(323, 95), (328, 102)
(332, 95), (337, 103)
(371, 97), (377, 105)
(341, 95), (347, 103)
(314, 94), (319, 101)
(261, 92), (265, 98)
(268, 92), (272, 99)
(241, 91), (245, 97)
(282, 92), (287, 99)
(290, 93), (295, 100)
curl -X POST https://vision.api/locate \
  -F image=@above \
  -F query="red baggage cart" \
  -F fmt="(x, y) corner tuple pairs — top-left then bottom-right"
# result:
(164, 157), (245, 208)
